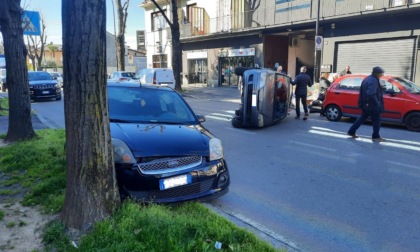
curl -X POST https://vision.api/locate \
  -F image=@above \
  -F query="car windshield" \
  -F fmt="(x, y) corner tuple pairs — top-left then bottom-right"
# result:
(108, 86), (198, 124)
(50, 73), (60, 78)
(392, 77), (420, 94)
(29, 72), (54, 81)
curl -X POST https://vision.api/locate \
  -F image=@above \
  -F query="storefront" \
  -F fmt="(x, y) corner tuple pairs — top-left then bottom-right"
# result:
(186, 51), (207, 84)
(217, 48), (255, 86)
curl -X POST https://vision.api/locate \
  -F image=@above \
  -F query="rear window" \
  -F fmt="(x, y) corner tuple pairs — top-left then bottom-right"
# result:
(337, 77), (363, 91)
(121, 72), (135, 78)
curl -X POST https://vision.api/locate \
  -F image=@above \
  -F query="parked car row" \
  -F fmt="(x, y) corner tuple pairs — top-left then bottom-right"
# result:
(323, 74), (420, 132)
(109, 68), (176, 89)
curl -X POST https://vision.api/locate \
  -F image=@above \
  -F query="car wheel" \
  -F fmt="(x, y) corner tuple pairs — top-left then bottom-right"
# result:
(56, 96), (62, 101)
(231, 117), (243, 128)
(325, 105), (342, 121)
(405, 112), (420, 132)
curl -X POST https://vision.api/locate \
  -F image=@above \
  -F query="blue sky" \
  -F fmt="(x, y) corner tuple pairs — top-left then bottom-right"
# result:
(25, 0), (145, 49)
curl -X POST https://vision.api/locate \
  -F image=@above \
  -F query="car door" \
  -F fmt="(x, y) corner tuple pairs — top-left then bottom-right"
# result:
(381, 78), (403, 120)
(335, 77), (363, 116)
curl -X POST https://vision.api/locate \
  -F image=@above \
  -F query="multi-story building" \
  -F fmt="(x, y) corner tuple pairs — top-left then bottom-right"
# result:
(141, 0), (420, 86)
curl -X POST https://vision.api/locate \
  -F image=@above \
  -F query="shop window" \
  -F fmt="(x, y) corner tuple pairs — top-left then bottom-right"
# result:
(188, 59), (207, 84)
(153, 54), (167, 68)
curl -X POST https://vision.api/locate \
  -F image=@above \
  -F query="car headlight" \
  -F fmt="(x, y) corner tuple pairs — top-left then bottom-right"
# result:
(55, 83), (60, 88)
(111, 138), (136, 164)
(209, 138), (224, 161)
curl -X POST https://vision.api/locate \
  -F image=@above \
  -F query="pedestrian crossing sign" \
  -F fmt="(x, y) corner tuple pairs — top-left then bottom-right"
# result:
(22, 11), (41, 36)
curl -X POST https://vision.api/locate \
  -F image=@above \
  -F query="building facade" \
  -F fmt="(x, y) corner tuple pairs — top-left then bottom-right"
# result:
(141, 0), (420, 86)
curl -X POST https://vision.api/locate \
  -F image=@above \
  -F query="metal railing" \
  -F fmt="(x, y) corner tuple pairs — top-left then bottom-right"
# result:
(178, 0), (420, 39)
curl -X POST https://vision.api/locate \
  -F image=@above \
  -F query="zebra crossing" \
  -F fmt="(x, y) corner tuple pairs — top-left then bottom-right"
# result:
(205, 110), (235, 121)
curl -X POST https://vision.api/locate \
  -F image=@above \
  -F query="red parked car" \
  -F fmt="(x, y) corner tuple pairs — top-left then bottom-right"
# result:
(323, 74), (420, 132)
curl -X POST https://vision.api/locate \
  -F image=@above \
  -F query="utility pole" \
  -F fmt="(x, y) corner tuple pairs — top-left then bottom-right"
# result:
(313, 0), (321, 84)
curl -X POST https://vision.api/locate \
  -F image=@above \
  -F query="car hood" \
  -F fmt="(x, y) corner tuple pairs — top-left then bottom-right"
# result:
(111, 123), (212, 157)
(29, 80), (57, 85)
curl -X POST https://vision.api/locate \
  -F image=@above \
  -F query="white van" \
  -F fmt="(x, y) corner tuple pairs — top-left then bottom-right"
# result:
(131, 68), (176, 89)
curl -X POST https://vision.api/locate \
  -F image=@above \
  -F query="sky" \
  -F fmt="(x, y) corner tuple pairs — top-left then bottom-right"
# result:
(23, 0), (146, 49)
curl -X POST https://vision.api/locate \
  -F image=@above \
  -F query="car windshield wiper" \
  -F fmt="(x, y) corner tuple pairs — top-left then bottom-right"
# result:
(149, 120), (184, 125)
(110, 118), (132, 123)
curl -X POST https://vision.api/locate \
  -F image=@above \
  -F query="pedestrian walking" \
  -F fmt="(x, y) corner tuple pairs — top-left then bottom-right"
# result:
(347, 66), (385, 142)
(291, 66), (313, 120)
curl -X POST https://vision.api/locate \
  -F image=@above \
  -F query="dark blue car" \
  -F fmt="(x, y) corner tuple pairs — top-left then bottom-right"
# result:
(108, 82), (230, 203)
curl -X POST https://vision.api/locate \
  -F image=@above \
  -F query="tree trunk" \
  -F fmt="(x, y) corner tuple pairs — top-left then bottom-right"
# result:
(115, 0), (129, 71)
(0, 0), (36, 142)
(116, 34), (125, 70)
(171, 0), (182, 91)
(61, 0), (121, 230)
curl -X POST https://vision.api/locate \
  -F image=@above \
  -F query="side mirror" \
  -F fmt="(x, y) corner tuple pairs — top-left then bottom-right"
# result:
(196, 114), (206, 123)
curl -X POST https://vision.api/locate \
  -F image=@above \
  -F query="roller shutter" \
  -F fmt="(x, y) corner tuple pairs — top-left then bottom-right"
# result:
(336, 38), (416, 79)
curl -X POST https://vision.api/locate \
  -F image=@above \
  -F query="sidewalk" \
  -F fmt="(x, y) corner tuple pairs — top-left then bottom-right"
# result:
(0, 114), (49, 135)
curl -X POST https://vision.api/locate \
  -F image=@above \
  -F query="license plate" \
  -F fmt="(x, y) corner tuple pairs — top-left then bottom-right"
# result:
(42, 91), (50, 94)
(159, 174), (192, 190)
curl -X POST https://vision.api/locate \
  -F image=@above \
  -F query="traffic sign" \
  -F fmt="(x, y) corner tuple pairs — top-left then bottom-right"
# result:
(22, 11), (41, 36)
(315, 35), (323, 51)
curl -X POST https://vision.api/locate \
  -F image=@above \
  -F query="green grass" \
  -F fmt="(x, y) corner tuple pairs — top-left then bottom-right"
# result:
(0, 98), (8, 116)
(0, 129), (66, 213)
(0, 129), (283, 252)
(0, 210), (4, 221)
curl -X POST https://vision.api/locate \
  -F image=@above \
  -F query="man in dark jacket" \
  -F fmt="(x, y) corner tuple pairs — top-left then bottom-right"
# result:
(347, 66), (385, 141)
(291, 66), (312, 120)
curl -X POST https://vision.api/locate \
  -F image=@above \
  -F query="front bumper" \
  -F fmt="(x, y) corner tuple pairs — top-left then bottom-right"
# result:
(116, 158), (230, 203)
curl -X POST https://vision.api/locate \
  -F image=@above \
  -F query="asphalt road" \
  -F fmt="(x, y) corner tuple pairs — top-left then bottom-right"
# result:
(5, 87), (420, 251)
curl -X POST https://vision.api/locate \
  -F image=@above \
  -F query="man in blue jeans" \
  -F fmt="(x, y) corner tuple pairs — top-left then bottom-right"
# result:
(347, 66), (385, 142)
(291, 66), (313, 120)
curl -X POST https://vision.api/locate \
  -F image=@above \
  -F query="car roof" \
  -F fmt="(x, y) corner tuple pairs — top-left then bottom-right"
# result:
(107, 81), (173, 90)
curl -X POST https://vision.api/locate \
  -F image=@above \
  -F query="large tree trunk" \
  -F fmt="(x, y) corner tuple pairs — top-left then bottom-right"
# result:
(61, 0), (121, 230)
(171, 0), (182, 91)
(0, 0), (36, 142)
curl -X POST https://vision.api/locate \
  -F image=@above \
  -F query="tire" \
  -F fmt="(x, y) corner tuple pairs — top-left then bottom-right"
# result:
(56, 96), (62, 101)
(405, 112), (420, 132)
(231, 117), (243, 128)
(324, 104), (342, 122)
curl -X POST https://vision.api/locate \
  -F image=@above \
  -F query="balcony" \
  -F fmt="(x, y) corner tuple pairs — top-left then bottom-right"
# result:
(176, 0), (420, 39)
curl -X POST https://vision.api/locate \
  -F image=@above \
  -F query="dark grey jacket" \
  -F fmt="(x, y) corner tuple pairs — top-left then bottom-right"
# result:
(292, 73), (312, 95)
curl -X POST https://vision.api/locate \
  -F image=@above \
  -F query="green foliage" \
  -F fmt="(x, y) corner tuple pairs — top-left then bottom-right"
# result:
(0, 209), (4, 221)
(72, 202), (280, 252)
(0, 129), (66, 213)
(43, 221), (72, 251)
(0, 98), (8, 116)
(6, 221), (16, 228)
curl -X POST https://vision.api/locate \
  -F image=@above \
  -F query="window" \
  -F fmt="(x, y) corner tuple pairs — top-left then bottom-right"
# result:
(337, 78), (363, 90)
(151, 11), (166, 31)
(390, 0), (406, 6)
(186, 4), (196, 23)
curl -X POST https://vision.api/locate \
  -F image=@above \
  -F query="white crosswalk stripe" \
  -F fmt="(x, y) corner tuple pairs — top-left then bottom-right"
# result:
(205, 110), (235, 121)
